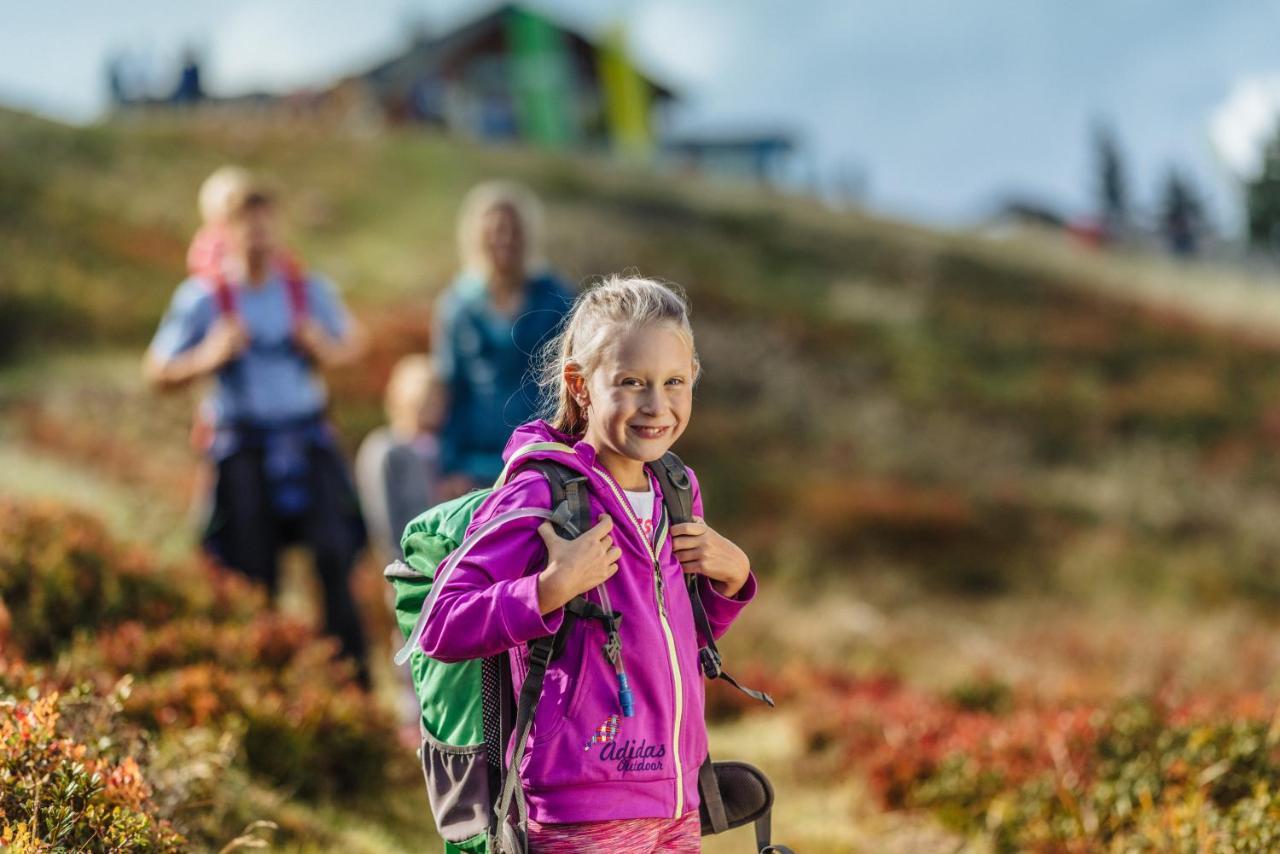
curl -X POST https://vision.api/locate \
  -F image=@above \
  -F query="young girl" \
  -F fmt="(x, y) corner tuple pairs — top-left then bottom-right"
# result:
(419, 275), (756, 853)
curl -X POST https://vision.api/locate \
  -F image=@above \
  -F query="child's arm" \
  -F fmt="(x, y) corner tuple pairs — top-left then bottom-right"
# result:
(671, 468), (758, 643)
(418, 472), (619, 662)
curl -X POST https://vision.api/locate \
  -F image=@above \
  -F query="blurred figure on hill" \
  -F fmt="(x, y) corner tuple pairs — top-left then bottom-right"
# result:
(355, 353), (444, 739)
(170, 47), (203, 105)
(355, 354), (445, 560)
(1160, 167), (1206, 258)
(432, 181), (574, 497)
(143, 175), (372, 686)
(185, 167), (307, 527)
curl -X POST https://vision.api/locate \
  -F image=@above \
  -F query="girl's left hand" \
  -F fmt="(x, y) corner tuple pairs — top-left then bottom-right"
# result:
(670, 516), (750, 599)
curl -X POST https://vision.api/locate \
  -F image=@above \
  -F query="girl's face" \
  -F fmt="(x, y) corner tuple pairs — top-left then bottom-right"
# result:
(574, 322), (695, 489)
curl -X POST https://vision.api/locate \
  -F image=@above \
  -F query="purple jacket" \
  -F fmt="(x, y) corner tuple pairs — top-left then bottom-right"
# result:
(420, 420), (756, 824)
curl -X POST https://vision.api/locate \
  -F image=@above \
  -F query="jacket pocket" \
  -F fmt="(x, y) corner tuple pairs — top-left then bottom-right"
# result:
(529, 620), (590, 743)
(420, 729), (490, 843)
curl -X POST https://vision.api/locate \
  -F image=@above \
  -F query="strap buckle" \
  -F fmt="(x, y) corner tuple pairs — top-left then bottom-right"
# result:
(699, 646), (723, 680)
(549, 501), (581, 538)
(528, 638), (555, 671)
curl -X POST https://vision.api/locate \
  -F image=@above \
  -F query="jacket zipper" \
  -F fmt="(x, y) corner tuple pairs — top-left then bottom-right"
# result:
(594, 465), (686, 819)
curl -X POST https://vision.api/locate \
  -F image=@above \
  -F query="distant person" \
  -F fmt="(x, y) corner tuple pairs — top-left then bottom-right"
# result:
(355, 354), (445, 560)
(106, 54), (129, 106)
(185, 167), (305, 516)
(433, 180), (574, 496)
(143, 175), (371, 685)
(355, 353), (445, 740)
(171, 48), (203, 105)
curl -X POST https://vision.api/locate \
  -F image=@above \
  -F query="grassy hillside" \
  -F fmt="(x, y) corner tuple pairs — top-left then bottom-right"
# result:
(8, 108), (1280, 602)
(8, 108), (1280, 851)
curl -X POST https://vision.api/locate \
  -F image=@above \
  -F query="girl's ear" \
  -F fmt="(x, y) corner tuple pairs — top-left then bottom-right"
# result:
(563, 363), (588, 407)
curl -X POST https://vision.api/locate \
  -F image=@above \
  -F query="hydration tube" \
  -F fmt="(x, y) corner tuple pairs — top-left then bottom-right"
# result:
(596, 583), (634, 717)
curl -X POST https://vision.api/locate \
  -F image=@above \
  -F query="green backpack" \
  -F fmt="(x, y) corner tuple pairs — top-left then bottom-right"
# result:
(385, 443), (790, 854)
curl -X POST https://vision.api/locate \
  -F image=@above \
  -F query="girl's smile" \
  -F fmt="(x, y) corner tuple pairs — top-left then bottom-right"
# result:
(629, 424), (671, 440)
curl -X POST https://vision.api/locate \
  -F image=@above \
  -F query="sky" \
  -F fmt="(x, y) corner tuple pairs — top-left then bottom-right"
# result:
(5, 0), (1280, 231)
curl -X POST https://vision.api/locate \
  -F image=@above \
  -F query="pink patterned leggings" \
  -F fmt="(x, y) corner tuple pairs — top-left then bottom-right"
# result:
(527, 809), (700, 853)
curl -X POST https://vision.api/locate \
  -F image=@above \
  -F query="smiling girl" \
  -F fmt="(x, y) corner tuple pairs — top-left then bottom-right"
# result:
(419, 275), (756, 853)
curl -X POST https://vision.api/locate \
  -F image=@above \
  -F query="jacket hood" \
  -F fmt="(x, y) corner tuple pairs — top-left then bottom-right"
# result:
(499, 420), (599, 481)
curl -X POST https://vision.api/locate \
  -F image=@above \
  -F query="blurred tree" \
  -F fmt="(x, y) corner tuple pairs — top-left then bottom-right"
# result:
(1246, 124), (1280, 252)
(1159, 166), (1205, 257)
(1093, 122), (1129, 239)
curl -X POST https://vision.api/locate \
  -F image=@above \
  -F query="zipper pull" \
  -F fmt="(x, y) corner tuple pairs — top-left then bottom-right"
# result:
(654, 565), (667, 613)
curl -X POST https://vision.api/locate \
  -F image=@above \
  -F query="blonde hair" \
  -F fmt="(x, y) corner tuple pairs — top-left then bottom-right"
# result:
(456, 180), (546, 277)
(539, 275), (699, 435)
(384, 354), (438, 437)
(197, 165), (251, 224)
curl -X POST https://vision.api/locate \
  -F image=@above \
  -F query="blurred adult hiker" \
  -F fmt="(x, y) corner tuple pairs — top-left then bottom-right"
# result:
(432, 181), (574, 499)
(404, 276), (782, 853)
(143, 175), (372, 686)
(355, 353), (445, 561)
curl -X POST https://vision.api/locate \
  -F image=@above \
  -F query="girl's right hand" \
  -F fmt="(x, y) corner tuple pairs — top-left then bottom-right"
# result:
(536, 515), (620, 615)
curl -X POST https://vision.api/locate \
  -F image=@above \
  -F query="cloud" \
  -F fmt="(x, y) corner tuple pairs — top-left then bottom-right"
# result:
(1209, 75), (1280, 181)
(628, 1), (743, 93)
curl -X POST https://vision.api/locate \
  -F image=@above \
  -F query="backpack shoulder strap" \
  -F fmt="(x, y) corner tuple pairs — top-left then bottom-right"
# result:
(652, 453), (779, 849)
(279, 254), (308, 329)
(649, 451), (694, 525)
(209, 270), (236, 317)
(651, 452), (775, 708)
(522, 459), (591, 539)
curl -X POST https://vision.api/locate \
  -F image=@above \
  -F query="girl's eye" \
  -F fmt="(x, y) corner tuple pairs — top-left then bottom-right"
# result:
(666, 378), (685, 386)
(621, 378), (643, 387)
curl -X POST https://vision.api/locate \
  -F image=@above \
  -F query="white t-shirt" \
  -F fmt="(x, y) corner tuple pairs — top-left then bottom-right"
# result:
(624, 486), (656, 542)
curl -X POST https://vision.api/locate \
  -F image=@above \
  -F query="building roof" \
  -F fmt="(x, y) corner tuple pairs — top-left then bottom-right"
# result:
(349, 3), (677, 101)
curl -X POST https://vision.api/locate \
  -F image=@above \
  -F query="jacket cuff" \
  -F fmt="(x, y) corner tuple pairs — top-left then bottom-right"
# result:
(699, 570), (757, 622)
(499, 573), (564, 644)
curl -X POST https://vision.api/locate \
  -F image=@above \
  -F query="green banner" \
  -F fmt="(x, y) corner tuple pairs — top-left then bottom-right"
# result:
(506, 8), (574, 148)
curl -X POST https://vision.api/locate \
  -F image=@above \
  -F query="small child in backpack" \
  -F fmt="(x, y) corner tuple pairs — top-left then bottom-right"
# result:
(419, 275), (756, 853)
(187, 165), (250, 276)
